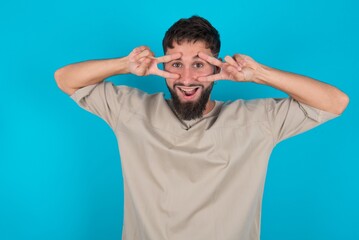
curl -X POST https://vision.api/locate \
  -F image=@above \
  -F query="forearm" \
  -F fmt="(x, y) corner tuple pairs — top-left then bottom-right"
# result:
(54, 56), (130, 95)
(254, 65), (349, 115)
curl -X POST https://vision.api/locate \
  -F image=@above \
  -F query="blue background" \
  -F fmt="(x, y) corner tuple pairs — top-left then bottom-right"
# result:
(1, 0), (358, 239)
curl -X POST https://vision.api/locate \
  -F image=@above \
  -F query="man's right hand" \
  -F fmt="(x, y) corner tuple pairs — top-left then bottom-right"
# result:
(55, 46), (182, 95)
(128, 46), (181, 79)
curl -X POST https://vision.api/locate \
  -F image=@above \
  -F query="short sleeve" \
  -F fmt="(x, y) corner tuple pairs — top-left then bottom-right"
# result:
(70, 81), (132, 129)
(266, 98), (339, 144)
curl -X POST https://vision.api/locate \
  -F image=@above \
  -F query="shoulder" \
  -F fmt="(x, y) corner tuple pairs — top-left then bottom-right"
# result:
(216, 98), (289, 126)
(221, 98), (276, 113)
(109, 84), (165, 116)
(117, 85), (163, 106)
(93, 81), (163, 105)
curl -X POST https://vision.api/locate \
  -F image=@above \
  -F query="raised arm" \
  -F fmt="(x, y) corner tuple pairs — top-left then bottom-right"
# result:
(197, 53), (349, 115)
(54, 46), (181, 95)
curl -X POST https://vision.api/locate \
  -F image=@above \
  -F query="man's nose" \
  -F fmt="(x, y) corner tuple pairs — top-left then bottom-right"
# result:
(179, 68), (197, 85)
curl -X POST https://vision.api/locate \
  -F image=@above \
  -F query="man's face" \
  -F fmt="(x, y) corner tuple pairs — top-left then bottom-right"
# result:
(164, 41), (216, 120)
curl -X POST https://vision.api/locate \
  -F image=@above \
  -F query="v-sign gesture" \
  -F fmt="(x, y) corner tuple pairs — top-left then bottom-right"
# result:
(197, 52), (260, 83)
(128, 46), (182, 79)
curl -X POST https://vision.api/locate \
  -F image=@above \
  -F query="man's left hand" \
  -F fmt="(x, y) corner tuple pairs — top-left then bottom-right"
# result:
(197, 52), (261, 83)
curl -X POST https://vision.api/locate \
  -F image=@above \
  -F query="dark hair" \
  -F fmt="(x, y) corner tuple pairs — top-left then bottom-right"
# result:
(162, 16), (220, 57)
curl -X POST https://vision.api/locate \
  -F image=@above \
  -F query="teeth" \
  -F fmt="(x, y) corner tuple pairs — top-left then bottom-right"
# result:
(178, 87), (198, 93)
(182, 89), (195, 93)
(176, 86), (200, 97)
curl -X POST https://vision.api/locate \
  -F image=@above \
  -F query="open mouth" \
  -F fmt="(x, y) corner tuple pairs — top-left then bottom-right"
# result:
(176, 86), (202, 100)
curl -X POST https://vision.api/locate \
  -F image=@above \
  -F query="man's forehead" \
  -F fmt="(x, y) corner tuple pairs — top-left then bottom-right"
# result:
(167, 41), (211, 53)
(166, 45), (213, 62)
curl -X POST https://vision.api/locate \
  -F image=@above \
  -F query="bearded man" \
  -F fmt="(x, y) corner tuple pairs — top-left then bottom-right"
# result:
(55, 16), (348, 240)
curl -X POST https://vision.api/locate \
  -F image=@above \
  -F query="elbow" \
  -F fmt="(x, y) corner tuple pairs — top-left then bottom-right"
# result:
(333, 92), (350, 115)
(54, 68), (65, 91)
(54, 68), (75, 95)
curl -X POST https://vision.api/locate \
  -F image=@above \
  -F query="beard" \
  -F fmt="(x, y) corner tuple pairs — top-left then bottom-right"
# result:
(167, 82), (214, 121)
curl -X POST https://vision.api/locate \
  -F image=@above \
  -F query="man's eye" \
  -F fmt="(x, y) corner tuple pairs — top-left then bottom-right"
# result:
(172, 62), (182, 68)
(193, 62), (204, 68)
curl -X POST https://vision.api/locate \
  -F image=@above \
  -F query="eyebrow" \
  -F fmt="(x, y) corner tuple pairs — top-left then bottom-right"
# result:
(170, 55), (202, 61)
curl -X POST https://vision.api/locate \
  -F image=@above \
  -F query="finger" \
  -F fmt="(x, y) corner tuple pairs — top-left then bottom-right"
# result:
(224, 55), (241, 70)
(198, 52), (223, 67)
(129, 46), (148, 60)
(153, 69), (180, 79)
(131, 46), (148, 54)
(133, 57), (154, 76)
(131, 49), (152, 62)
(197, 73), (223, 82)
(155, 52), (182, 63)
(233, 54), (247, 66)
(135, 64), (147, 76)
(232, 55), (255, 81)
(140, 57), (153, 69)
(224, 65), (245, 81)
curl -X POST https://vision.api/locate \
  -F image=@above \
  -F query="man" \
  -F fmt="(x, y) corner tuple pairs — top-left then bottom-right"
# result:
(55, 16), (348, 240)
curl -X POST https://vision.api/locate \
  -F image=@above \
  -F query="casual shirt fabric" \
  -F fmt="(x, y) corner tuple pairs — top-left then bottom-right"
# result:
(71, 81), (338, 240)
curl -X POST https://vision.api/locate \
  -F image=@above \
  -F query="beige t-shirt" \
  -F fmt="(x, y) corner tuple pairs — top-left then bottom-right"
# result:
(71, 81), (338, 240)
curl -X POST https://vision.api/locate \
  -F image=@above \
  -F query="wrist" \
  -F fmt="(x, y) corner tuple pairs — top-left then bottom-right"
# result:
(112, 56), (131, 75)
(252, 64), (272, 85)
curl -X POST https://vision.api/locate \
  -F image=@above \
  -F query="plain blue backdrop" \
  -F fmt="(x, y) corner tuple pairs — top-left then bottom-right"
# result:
(1, 0), (358, 239)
